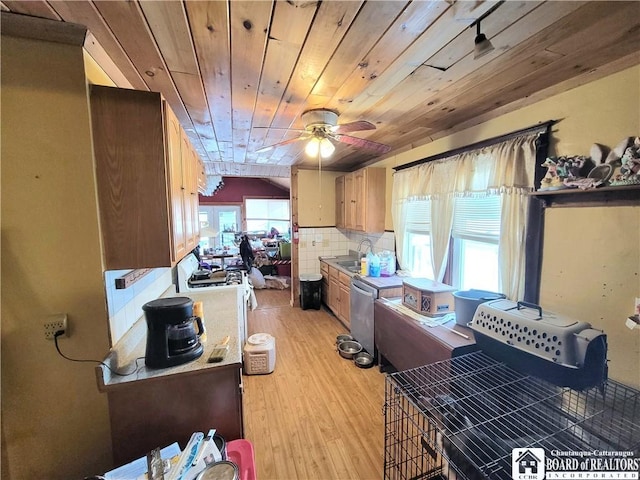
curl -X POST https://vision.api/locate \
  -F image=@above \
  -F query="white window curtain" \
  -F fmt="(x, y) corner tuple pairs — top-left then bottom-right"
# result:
(391, 132), (538, 299)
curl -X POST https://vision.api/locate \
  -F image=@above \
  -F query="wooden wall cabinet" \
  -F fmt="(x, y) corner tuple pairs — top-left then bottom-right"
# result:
(336, 167), (386, 233)
(182, 133), (200, 250)
(90, 85), (201, 269)
(335, 175), (345, 229)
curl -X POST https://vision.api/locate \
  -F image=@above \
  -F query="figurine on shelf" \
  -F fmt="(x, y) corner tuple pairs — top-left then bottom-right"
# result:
(539, 157), (566, 191)
(610, 136), (640, 186)
(564, 156), (588, 180)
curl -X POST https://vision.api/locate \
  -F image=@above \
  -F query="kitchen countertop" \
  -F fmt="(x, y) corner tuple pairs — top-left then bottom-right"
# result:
(96, 287), (243, 391)
(319, 254), (406, 289)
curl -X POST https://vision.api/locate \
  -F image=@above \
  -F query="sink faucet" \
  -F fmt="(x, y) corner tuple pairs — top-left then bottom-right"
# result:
(357, 238), (373, 257)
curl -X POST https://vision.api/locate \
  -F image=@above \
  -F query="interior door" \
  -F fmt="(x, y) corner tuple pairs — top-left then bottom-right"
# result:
(199, 205), (241, 249)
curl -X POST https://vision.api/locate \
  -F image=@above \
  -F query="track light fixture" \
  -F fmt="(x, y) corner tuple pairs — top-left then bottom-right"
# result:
(473, 20), (494, 59)
(470, 0), (503, 60)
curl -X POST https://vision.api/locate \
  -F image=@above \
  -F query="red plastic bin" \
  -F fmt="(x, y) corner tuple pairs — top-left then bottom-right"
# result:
(226, 439), (256, 480)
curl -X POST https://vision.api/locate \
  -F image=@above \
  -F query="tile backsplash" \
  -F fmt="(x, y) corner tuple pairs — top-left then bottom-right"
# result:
(298, 227), (395, 275)
(104, 268), (174, 346)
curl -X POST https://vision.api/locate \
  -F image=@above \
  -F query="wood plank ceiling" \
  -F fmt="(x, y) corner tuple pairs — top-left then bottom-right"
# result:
(3, 0), (639, 179)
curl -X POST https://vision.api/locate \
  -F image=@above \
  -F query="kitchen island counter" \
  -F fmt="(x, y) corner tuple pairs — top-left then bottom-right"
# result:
(97, 287), (244, 390)
(96, 287), (246, 465)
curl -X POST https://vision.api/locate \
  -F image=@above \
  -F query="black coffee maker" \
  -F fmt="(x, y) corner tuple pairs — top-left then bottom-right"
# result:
(143, 297), (204, 368)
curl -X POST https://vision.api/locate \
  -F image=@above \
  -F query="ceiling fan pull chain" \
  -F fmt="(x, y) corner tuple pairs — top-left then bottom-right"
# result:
(318, 149), (322, 222)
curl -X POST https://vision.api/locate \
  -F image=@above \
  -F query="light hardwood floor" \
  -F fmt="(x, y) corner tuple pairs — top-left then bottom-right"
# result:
(243, 288), (386, 480)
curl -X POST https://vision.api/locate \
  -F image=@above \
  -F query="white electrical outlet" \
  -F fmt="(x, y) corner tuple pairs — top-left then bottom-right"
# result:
(44, 314), (68, 340)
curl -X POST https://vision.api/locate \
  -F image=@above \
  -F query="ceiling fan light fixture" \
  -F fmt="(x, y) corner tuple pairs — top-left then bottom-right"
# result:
(304, 137), (320, 157)
(305, 136), (335, 158)
(319, 138), (335, 158)
(473, 20), (494, 59)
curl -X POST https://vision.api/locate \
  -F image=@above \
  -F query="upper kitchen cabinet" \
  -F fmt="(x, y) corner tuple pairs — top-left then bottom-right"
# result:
(90, 85), (201, 269)
(336, 167), (386, 233)
(335, 175), (345, 229)
(181, 132), (201, 251)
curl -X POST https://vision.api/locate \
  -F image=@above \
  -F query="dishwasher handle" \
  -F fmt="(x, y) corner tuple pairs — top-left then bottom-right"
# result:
(351, 281), (376, 298)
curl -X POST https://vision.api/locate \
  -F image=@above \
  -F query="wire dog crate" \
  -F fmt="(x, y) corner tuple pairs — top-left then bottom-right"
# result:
(384, 352), (640, 480)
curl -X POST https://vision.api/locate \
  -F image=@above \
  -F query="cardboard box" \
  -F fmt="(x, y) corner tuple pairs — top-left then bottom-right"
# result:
(402, 278), (455, 316)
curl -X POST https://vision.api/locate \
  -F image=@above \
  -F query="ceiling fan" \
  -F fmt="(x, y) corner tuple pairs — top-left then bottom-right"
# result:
(254, 109), (391, 158)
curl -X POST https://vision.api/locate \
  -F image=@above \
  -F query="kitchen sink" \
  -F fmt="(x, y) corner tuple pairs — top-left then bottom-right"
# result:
(337, 260), (360, 268)
(336, 260), (361, 274)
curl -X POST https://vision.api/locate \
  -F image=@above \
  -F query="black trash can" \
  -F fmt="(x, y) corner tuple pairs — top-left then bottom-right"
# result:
(300, 273), (322, 310)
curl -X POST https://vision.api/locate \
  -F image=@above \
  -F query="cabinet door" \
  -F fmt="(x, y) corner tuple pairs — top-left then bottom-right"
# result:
(91, 86), (173, 269)
(335, 176), (345, 229)
(190, 148), (201, 243)
(181, 133), (199, 251)
(353, 170), (365, 232)
(339, 277), (351, 327)
(344, 173), (355, 229)
(329, 267), (339, 312)
(321, 262), (329, 305)
(166, 106), (187, 262)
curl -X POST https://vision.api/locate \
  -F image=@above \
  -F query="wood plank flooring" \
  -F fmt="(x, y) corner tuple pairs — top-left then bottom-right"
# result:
(243, 288), (385, 480)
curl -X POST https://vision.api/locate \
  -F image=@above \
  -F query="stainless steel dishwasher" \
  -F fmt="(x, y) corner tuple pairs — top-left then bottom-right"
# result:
(350, 277), (378, 358)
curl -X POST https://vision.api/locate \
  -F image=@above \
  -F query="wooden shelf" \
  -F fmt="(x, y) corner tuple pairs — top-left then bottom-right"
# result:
(530, 185), (640, 207)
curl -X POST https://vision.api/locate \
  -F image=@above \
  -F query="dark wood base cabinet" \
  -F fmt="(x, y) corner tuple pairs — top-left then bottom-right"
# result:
(106, 365), (243, 465)
(374, 300), (477, 371)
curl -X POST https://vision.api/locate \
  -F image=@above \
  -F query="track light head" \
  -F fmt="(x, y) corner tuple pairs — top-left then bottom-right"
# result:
(473, 20), (495, 59)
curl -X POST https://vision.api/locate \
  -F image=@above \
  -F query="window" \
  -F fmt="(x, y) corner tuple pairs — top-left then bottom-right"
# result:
(403, 198), (434, 278)
(451, 194), (501, 291)
(392, 128), (544, 300)
(245, 199), (290, 237)
(402, 194), (500, 291)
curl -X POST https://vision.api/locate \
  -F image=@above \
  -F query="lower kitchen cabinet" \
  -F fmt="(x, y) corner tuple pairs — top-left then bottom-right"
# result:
(324, 262), (351, 328)
(374, 300), (477, 371)
(320, 262), (329, 305)
(105, 364), (243, 465)
(338, 271), (351, 328)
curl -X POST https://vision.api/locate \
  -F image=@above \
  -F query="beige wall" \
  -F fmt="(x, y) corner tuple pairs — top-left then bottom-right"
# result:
(1, 35), (112, 479)
(370, 65), (640, 387)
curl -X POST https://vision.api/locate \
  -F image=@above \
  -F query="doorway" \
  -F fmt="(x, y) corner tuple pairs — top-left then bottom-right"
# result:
(199, 205), (242, 250)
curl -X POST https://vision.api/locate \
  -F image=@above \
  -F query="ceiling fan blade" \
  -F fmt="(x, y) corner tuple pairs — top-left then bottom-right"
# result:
(253, 126), (307, 133)
(332, 120), (376, 134)
(334, 134), (391, 154)
(255, 135), (308, 154)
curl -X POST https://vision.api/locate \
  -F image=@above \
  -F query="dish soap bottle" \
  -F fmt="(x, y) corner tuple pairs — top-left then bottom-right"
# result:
(360, 255), (369, 276)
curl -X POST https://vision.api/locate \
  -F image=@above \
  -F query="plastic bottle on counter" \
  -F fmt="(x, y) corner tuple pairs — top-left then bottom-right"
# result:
(379, 250), (396, 276)
(360, 255), (369, 276)
(369, 253), (381, 277)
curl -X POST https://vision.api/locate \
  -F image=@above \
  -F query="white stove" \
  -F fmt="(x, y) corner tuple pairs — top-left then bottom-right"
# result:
(176, 253), (251, 343)
(177, 253), (246, 293)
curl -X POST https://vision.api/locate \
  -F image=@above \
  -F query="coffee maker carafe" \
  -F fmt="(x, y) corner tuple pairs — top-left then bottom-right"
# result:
(143, 297), (204, 368)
